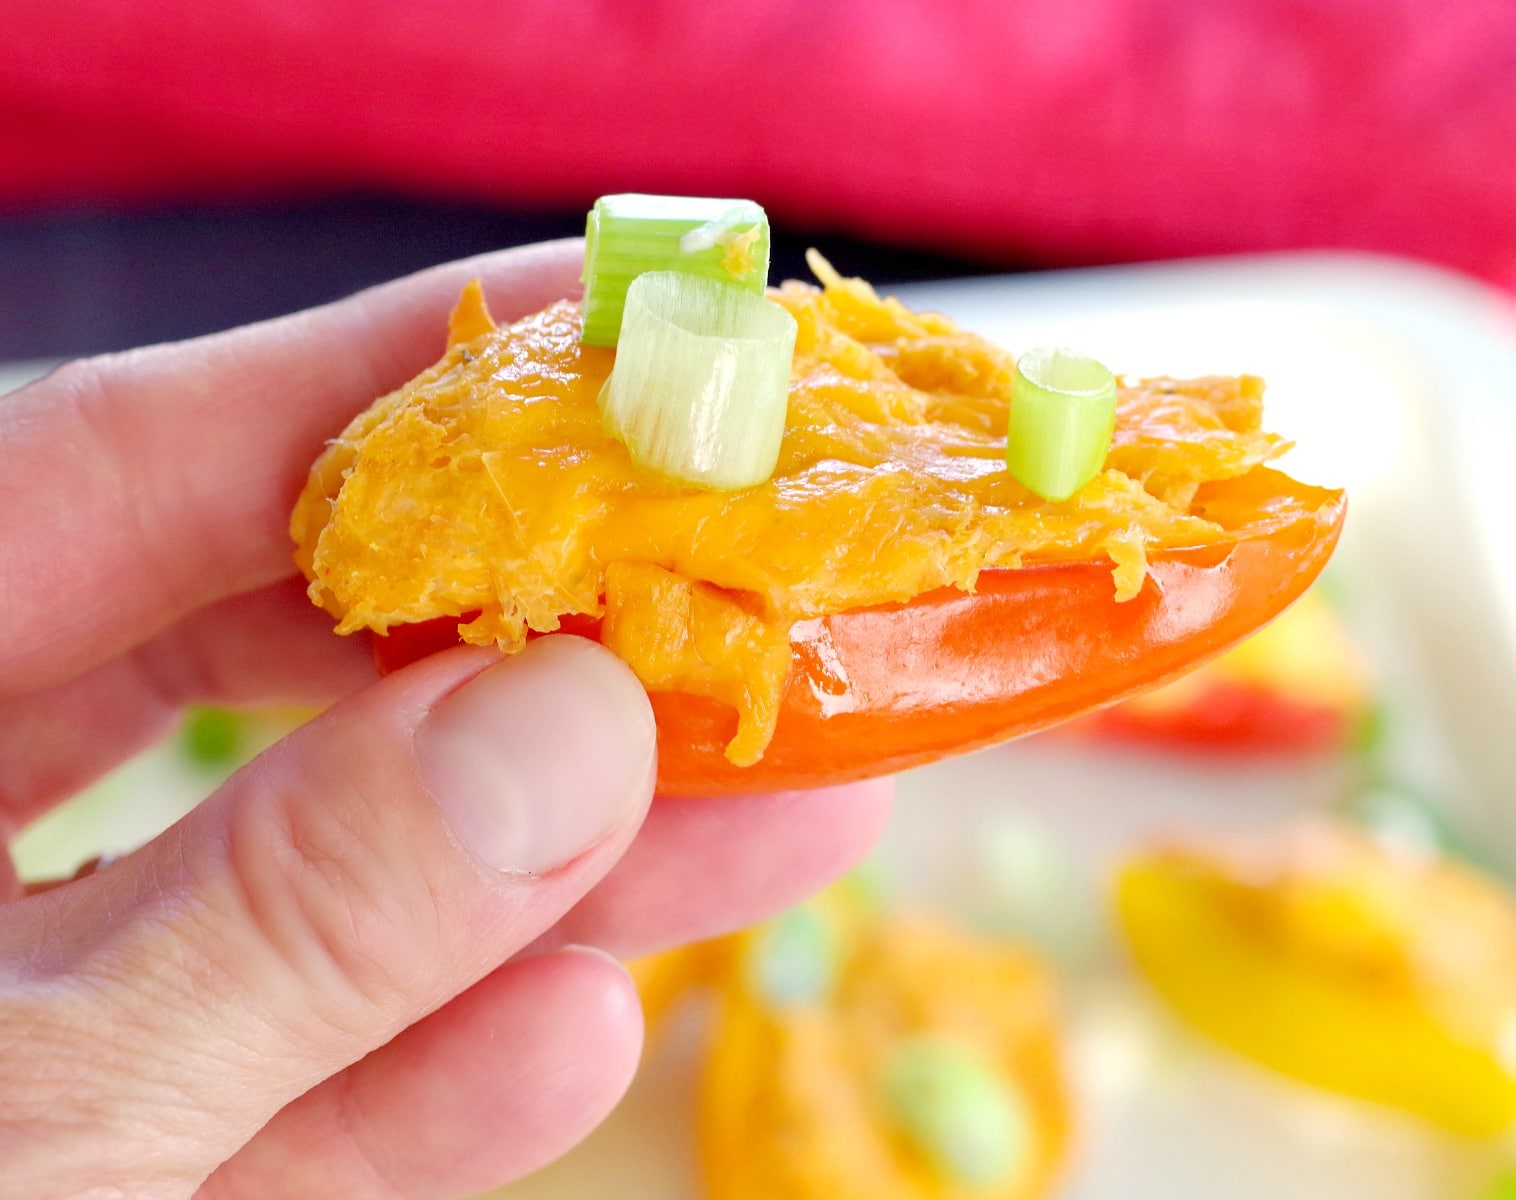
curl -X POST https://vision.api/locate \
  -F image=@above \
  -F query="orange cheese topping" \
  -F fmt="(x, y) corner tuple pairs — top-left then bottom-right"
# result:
(291, 261), (1288, 764)
(702, 909), (1069, 1200)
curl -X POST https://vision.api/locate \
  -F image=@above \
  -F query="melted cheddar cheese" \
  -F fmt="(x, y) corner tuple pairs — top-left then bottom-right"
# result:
(292, 262), (1288, 764)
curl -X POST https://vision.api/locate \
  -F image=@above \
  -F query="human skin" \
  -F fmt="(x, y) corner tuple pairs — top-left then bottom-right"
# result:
(0, 239), (892, 1199)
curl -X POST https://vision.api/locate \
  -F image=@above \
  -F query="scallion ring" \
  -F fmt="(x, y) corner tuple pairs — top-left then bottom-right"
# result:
(598, 271), (797, 490)
(580, 194), (771, 347)
(1006, 347), (1118, 502)
(879, 1034), (1029, 1188)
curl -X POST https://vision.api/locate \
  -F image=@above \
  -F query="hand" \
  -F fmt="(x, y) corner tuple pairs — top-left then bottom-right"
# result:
(0, 241), (893, 1200)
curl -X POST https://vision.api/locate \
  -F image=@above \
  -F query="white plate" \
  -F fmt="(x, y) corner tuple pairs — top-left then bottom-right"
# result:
(0, 359), (56, 397)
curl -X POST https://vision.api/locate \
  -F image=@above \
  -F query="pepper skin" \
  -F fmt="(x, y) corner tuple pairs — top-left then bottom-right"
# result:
(378, 468), (1345, 796)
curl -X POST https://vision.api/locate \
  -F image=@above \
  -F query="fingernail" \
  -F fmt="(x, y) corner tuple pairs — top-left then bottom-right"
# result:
(415, 637), (656, 873)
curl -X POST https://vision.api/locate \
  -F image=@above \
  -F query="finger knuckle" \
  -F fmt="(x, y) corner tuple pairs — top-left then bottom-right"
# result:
(217, 751), (443, 1035)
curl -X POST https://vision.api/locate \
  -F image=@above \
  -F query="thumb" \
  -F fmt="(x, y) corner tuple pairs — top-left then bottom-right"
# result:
(0, 635), (655, 1195)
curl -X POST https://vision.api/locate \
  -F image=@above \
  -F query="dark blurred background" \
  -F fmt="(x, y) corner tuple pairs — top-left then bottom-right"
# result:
(0, 198), (1003, 361)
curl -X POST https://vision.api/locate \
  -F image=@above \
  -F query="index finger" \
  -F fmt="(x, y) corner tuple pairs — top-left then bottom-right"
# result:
(0, 238), (584, 695)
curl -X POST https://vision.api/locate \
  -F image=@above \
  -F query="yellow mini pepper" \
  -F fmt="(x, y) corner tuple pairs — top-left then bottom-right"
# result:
(1118, 822), (1516, 1135)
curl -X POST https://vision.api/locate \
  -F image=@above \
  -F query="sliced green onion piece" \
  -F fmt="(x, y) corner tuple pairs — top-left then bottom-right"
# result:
(580, 193), (770, 346)
(599, 271), (796, 489)
(880, 1034), (1029, 1188)
(180, 707), (247, 770)
(746, 906), (837, 1008)
(1006, 347), (1118, 502)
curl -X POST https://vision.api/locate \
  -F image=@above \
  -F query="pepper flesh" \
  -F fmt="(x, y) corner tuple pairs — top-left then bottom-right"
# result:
(1080, 585), (1369, 755)
(373, 468), (1343, 794)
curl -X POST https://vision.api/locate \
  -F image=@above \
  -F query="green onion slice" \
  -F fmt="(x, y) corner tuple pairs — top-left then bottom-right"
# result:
(1006, 347), (1118, 502)
(599, 271), (796, 490)
(880, 1034), (1029, 1187)
(180, 706), (247, 770)
(746, 906), (837, 1008)
(580, 193), (771, 347)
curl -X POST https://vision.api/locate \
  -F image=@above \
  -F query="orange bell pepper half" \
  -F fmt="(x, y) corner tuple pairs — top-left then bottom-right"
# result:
(376, 469), (1345, 795)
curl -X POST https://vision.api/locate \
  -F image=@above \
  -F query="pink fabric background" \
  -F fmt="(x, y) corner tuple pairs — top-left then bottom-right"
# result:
(6, 1), (1514, 285)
